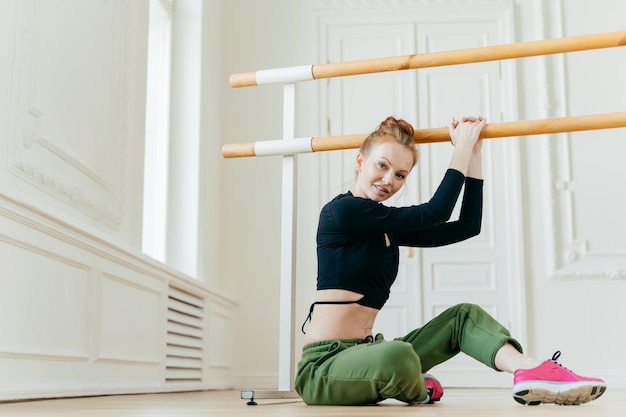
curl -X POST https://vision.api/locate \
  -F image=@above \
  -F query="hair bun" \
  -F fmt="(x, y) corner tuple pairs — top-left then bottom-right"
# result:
(378, 116), (414, 138)
(359, 116), (418, 166)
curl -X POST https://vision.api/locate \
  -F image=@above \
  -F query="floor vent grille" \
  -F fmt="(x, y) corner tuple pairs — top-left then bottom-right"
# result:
(165, 285), (204, 385)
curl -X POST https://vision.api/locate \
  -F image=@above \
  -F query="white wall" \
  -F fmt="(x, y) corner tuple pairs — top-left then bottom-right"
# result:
(219, 0), (320, 387)
(0, 0), (236, 400)
(222, 0), (626, 389)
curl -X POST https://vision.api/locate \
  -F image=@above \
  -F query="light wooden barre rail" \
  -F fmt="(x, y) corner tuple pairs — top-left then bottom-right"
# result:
(229, 30), (626, 88)
(222, 112), (626, 158)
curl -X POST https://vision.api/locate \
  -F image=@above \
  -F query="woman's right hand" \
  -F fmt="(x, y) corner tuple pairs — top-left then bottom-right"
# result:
(447, 116), (486, 176)
(448, 116), (486, 150)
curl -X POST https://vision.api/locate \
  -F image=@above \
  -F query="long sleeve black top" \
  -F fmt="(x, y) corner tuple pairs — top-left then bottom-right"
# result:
(315, 168), (483, 309)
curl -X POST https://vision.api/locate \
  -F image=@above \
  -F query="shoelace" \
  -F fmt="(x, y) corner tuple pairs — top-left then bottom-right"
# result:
(550, 350), (573, 371)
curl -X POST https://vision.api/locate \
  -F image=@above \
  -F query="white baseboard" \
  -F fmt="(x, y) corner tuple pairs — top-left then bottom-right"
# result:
(231, 372), (279, 390)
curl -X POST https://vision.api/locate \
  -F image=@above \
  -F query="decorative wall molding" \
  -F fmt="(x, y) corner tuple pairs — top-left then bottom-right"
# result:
(553, 266), (626, 281)
(207, 305), (233, 369)
(536, 0), (626, 280)
(0, 189), (237, 401)
(0, 350), (89, 362)
(7, 0), (131, 229)
(97, 272), (163, 364)
(314, 0), (513, 10)
(0, 189), (237, 305)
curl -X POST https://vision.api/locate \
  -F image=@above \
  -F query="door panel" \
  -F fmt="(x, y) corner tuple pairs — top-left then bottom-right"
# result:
(319, 8), (524, 387)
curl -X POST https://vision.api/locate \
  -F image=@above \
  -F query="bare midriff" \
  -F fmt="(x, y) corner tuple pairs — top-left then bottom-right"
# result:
(303, 289), (379, 345)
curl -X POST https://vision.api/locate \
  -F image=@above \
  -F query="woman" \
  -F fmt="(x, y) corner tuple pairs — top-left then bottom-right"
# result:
(295, 115), (606, 406)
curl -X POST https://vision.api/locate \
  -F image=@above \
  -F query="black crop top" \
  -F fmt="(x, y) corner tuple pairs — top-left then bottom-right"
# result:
(315, 168), (483, 310)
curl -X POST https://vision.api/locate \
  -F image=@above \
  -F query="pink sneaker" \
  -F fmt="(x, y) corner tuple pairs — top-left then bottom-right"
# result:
(423, 374), (443, 403)
(513, 351), (606, 406)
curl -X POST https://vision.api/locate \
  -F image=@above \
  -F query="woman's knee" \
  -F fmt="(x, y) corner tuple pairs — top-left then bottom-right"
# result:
(375, 341), (422, 376)
(454, 302), (483, 313)
(448, 303), (492, 321)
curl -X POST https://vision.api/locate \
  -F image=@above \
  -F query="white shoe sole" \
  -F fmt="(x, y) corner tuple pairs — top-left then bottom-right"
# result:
(513, 380), (606, 406)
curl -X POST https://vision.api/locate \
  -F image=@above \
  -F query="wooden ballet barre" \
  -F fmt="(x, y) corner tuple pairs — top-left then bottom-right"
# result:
(222, 112), (626, 158)
(229, 30), (626, 88)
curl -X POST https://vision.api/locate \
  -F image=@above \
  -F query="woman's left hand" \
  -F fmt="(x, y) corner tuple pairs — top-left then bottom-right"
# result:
(448, 116), (486, 149)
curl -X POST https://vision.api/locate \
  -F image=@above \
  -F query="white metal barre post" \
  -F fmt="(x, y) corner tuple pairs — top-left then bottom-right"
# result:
(279, 83), (297, 393)
(240, 83), (300, 405)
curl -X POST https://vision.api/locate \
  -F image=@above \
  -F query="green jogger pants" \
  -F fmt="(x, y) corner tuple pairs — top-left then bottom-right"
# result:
(294, 303), (523, 405)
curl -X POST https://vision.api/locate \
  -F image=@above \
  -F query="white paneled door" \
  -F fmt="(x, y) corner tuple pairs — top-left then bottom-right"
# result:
(318, 4), (526, 387)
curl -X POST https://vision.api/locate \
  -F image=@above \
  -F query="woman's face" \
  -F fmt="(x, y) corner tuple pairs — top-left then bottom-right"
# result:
(352, 139), (414, 202)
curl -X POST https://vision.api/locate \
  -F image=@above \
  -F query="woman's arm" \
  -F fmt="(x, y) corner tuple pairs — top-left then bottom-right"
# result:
(327, 169), (466, 234)
(395, 177), (483, 247)
(392, 117), (485, 247)
(467, 138), (483, 180)
(393, 117), (485, 246)
(327, 117), (485, 237)
(448, 117), (486, 177)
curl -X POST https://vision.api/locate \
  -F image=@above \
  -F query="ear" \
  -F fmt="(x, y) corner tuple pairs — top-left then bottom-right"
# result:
(355, 153), (363, 172)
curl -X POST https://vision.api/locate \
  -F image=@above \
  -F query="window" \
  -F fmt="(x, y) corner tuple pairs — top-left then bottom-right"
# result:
(143, 0), (201, 278)
(143, 0), (172, 263)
